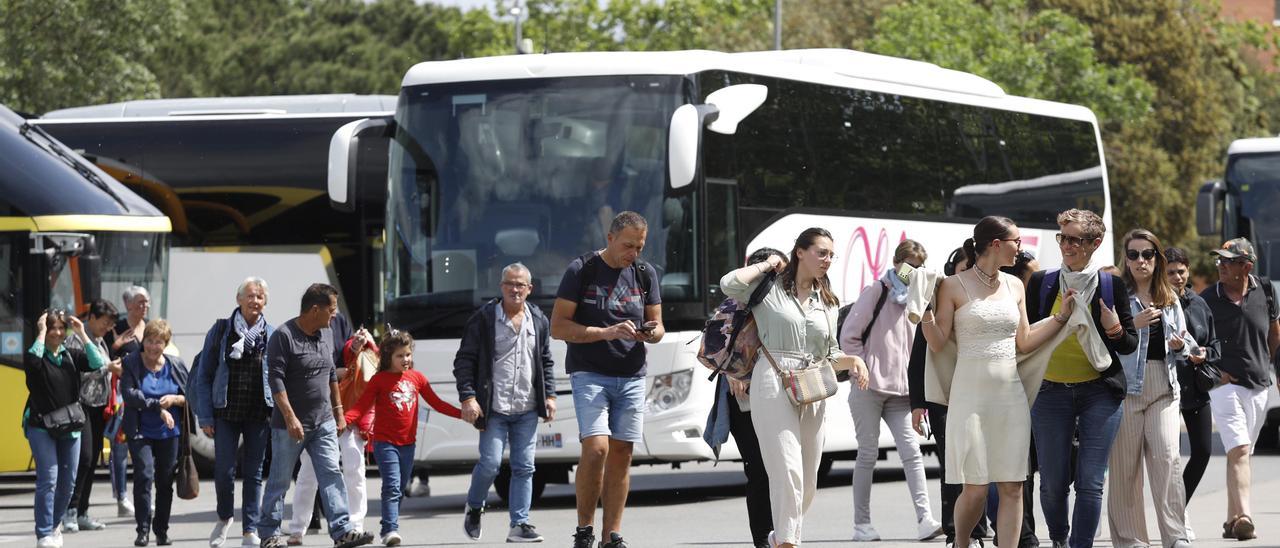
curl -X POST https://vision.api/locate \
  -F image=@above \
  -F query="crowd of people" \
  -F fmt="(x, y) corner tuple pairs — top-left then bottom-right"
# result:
(19, 207), (1276, 548)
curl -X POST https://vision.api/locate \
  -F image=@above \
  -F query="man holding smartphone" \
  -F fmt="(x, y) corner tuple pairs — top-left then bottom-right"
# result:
(454, 263), (557, 543)
(551, 211), (664, 548)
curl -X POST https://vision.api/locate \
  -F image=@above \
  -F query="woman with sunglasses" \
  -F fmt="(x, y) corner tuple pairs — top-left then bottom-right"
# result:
(1106, 229), (1192, 548)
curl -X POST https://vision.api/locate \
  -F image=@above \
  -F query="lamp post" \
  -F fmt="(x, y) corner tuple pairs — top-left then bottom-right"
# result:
(773, 0), (782, 50)
(511, 1), (525, 54)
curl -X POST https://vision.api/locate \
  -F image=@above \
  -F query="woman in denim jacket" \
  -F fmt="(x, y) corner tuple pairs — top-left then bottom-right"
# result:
(1107, 229), (1193, 548)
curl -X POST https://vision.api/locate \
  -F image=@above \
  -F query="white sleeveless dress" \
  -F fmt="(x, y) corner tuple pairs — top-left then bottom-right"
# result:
(945, 273), (1029, 485)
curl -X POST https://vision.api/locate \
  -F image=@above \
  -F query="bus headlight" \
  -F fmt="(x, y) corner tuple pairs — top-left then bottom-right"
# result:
(648, 369), (693, 412)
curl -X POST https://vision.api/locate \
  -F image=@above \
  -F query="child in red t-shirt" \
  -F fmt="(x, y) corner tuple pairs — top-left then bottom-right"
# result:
(344, 329), (461, 545)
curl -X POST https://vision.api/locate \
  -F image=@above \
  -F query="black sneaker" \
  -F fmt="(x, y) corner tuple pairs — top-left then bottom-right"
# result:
(507, 523), (543, 543)
(260, 535), (287, 548)
(332, 529), (374, 548)
(572, 526), (594, 548)
(464, 504), (484, 540)
(598, 532), (628, 548)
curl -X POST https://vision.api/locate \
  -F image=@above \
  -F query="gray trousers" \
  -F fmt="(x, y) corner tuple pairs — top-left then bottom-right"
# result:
(849, 389), (933, 526)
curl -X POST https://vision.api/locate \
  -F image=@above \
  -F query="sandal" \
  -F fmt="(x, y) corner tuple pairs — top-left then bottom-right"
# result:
(1233, 514), (1257, 541)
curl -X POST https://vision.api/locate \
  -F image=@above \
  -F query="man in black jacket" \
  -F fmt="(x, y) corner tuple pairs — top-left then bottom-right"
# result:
(455, 263), (556, 543)
(1024, 209), (1138, 548)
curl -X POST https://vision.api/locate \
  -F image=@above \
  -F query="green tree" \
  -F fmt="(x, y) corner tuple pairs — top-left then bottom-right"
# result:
(0, 0), (181, 113)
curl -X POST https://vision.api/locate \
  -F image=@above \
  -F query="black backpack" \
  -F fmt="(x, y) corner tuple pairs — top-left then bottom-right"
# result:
(837, 280), (891, 347)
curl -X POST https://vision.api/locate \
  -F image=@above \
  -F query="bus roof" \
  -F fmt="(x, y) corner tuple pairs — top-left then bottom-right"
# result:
(40, 93), (396, 120)
(0, 104), (170, 232)
(1228, 136), (1280, 155)
(400, 49), (1097, 124)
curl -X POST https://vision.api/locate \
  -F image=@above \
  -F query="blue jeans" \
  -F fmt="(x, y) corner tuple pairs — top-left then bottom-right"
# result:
(466, 410), (539, 526)
(257, 421), (353, 541)
(372, 442), (415, 536)
(214, 417), (271, 533)
(26, 426), (80, 538)
(570, 371), (645, 442)
(129, 435), (180, 535)
(110, 437), (129, 501)
(1032, 380), (1123, 548)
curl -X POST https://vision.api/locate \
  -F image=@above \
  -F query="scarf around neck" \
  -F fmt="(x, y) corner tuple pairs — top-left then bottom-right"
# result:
(230, 308), (266, 360)
(885, 269), (910, 305)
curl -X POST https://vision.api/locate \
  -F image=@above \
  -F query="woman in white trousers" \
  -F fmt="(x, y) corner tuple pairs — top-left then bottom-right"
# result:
(721, 227), (869, 548)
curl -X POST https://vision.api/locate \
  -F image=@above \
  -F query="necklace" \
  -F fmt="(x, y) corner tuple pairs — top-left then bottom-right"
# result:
(972, 263), (999, 288)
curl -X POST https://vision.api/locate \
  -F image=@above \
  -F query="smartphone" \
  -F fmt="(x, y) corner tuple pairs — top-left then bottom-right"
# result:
(635, 320), (657, 333)
(896, 262), (915, 285)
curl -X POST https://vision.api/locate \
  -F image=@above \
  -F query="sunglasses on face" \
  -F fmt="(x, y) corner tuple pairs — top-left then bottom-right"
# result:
(1125, 249), (1157, 261)
(1216, 257), (1250, 266)
(1055, 233), (1095, 247)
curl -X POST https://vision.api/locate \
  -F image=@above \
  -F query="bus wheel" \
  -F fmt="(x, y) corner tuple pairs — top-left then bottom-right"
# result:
(495, 464), (549, 503)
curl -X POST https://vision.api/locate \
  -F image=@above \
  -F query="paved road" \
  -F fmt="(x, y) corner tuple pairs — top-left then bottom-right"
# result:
(1, 450), (1277, 547)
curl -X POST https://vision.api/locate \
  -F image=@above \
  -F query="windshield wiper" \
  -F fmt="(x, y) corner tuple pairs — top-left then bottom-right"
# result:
(20, 122), (128, 209)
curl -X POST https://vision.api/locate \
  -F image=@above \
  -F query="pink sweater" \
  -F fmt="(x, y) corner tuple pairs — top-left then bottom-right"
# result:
(839, 278), (915, 396)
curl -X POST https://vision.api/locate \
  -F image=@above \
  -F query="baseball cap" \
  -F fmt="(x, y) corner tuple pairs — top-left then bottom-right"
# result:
(1211, 237), (1257, 263)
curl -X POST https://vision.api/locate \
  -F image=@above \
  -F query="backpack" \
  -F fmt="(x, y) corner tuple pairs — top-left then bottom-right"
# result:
(697, 272), (776, 381)
(1038, 269), (1115, 315)
(837, 280), (890, 346)
(574, 251), (653, 312)
(1251, 274), (1277, 319)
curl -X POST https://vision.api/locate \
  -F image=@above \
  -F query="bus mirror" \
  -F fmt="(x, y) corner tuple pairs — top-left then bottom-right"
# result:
(1196, 180), (1224, 236)
(704, 84), (768, 135)
(668, 104), (719, 190)
(328, 117), (392, 212)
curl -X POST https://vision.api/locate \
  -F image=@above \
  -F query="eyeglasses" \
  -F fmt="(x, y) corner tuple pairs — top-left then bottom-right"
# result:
(814, 249), (837, 261)
(1216, 257), (1250, 266)
(1125, 249), (1157, 261)
(1055, 233), (1096, 247)
(1001, 238), (1022, 246)
(501, 281), (531, 290)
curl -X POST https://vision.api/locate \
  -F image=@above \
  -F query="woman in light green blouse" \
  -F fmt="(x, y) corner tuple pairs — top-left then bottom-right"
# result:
(720, 227), (869, 548)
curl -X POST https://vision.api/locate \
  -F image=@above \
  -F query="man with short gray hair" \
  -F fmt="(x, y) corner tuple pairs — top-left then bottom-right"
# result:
(455, 263), (556, 543)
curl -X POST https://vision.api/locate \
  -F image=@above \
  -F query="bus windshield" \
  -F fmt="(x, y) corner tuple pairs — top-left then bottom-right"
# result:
(1227, 152), (1280, 276)
(387, 76), (687, 335)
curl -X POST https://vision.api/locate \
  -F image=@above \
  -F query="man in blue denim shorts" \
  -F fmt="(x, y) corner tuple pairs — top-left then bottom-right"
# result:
(551, 211), (663, 548)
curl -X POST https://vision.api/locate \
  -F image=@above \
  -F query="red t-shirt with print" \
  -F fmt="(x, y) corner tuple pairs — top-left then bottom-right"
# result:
(344, 369), (461, 445)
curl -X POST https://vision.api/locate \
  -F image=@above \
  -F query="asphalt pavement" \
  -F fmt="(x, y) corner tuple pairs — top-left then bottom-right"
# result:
(1, 448), (1277, 547)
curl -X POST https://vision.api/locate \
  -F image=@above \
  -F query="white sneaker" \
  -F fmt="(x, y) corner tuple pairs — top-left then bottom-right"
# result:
(60, 510), (78, 534)
(242, 532), (261, 547)
(51, 529), (63, 548)
(917, 517), (944, 541)
(380, 532), (401, 546)
(1185, 509), (1196, 541)
(852, 524), (881, 542)
(118, 498), (135, 517)
(969, 539), (984, 548)
(36, 536), (58, 548)
(210, 517), (234, 547)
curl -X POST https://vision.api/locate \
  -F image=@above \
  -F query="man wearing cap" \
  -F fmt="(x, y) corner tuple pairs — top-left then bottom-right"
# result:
(1199, 237), (1279, 541)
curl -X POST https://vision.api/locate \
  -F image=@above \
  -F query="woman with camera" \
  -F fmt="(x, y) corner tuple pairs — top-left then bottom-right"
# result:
(25, 310), (107, 548)
(1106, 230), (1194, 548)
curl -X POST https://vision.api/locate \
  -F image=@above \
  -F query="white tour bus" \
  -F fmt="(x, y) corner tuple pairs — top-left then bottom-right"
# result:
(327, 48), (1114, 498)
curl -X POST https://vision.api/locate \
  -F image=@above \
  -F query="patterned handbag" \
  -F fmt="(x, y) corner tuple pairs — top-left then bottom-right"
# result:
(761, 346), (839, 406)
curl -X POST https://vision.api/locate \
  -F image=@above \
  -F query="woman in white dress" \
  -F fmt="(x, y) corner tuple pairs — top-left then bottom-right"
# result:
(921, 216), (1076, 547)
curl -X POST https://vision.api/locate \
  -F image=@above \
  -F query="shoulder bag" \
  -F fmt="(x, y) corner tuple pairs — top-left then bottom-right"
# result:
(35, 349), (87, 438)
(177, 404), (200, 500)
(761, 293), (839, 407)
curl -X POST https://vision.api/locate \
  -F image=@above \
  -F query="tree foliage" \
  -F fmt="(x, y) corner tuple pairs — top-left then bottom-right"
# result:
(0, 0), (181, 113)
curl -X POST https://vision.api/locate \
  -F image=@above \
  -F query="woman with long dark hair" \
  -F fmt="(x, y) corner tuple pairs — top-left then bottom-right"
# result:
(921, 216), (1074, 548)
(1107, 229), (1192, 548)
(1164, 246), (1218, 540)
(720, 227), (869, 548)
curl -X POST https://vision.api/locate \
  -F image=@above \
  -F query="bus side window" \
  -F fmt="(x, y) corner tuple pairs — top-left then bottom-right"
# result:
(706, 178), (739, 299)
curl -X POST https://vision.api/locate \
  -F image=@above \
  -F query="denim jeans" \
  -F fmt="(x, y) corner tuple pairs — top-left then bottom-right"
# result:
(257, 421), (353, 541)
(27, 426), (81, 538)
(129, 435), (180, 535)
(1032, 380), (1123, 548)
(372, 442), (415, 535)
(110, 436), (129, 501)
(465, 410), (539, 526)
(214, 417), (271, 533)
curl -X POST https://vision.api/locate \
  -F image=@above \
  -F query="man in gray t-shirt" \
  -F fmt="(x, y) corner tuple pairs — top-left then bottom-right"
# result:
(255, 284), (374, 548)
